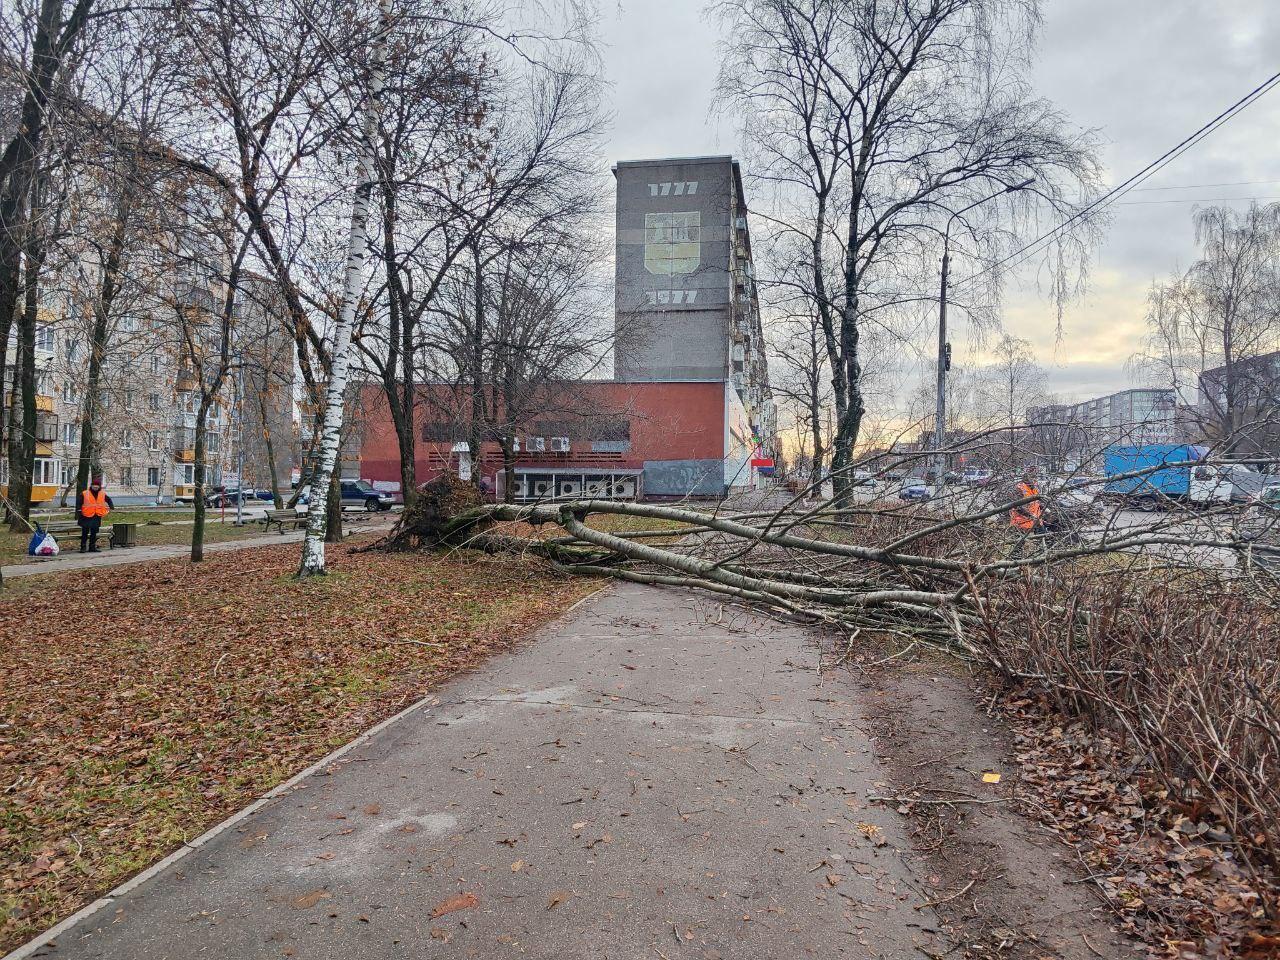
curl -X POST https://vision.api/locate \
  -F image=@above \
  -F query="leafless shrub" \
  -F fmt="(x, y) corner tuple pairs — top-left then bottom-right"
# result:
(970, 563), (1280, 906)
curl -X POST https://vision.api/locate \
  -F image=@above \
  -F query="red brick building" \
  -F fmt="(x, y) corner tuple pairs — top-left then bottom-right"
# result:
(352, 379), (760, 500)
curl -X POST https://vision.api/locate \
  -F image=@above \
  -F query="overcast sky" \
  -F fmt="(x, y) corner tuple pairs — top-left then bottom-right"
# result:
(595, 0), (1280, 406)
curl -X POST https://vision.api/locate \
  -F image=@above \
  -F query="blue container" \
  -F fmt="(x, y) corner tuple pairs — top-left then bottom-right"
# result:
(1103, 444), (1208, 497)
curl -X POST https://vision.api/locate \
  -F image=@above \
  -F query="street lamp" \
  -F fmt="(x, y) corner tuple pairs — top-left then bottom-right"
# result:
(934, 178), (1034, 479)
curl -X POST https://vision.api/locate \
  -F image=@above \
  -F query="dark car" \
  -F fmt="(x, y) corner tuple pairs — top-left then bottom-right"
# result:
(205, 486), (248, 507)
(342, 480), (394, 511)
(900, 481), (931, 501)
(295, 480), (395, 512)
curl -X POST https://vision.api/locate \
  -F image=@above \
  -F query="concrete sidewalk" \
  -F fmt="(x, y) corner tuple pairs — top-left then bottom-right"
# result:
(3, 522), (392, 579)
(22, 583), (946, 959)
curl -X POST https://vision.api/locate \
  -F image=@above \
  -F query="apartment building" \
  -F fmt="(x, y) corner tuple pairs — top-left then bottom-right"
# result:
(2, 274), (295, 507)
(1027, 388), (1177, 470)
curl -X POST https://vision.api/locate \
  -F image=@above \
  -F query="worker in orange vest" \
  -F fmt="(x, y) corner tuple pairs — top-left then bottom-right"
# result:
(1009, 465), (1043, 535)
(76, 476), (114, 553)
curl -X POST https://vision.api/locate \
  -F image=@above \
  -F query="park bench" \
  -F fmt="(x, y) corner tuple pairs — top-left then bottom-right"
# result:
(31, 519), (136, 551)
(263, 509), (308, 534)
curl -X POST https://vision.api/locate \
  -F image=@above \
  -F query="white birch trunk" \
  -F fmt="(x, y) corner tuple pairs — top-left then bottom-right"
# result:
(298, 0), (391, 577)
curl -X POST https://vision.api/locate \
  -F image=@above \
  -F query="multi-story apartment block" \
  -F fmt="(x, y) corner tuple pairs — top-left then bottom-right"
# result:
(2, 274), (295, 507)
(1027, 387), (1178, 470)
(612, 156), (776, 487)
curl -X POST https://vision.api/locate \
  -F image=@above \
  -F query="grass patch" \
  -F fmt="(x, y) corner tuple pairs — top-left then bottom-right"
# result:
(0, 541), (596, 951)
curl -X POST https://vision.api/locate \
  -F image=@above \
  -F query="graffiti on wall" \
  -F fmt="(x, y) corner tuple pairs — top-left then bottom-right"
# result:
(642, 459), (723, 496)
(724, 386), (754, 490)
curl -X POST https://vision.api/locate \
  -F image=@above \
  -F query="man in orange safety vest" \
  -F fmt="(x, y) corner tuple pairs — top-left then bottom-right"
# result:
(75, 476), (114, 553)
(1009, 465), (1043, 534)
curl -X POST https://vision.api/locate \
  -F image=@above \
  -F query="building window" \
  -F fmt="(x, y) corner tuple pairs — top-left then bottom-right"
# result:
(148, 431), (162, 451)
(124, 389), (136, 411)
(151, 355), (161, 375)
(121, 466), (133, 486)
(61, 422), (78, 445)
(147, 466), (160, 487)
(35, 458), (57, 485)
(148, 392), (161, 412)
(121, 428), (132, 450)
(35, 325), (55, 353)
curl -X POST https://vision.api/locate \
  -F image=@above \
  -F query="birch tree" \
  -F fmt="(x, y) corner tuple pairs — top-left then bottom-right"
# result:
(298, 0), (390, 577)
(714, 0), (1101, 505)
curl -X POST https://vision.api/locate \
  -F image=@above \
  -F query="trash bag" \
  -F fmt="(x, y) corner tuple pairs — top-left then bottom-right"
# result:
(30, 531), (60, 557)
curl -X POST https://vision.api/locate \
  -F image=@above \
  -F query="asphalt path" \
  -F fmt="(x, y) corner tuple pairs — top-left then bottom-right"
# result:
(23, 583), (951, 960)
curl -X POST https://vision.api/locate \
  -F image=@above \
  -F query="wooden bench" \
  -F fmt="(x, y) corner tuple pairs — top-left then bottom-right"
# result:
(263, 509), (308, 534)
(31, 519), (135, 551)
(37, 519), (80, 537)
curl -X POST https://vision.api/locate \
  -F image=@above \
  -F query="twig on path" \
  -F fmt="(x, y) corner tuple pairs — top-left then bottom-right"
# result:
(915, 878), (976, 910)
(869, 795), (1010, 807)
(212, 652), (229, 677)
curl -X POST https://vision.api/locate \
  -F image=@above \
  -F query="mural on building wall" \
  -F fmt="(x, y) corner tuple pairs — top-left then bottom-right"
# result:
(724, 385), (755, 490)
(644, 211), (700, 275)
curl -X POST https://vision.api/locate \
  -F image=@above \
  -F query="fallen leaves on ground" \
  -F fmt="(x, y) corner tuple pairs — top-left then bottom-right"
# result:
(0, 541), (594, 952)
(999, 689), (1279, 958)
(430, 892), (479, 918)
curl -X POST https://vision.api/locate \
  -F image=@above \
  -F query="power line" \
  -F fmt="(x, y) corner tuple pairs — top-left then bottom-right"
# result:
(953, 69), (1280, 289)
(1115, 195), (1280, 205)
(1129, 177), (1280, 192)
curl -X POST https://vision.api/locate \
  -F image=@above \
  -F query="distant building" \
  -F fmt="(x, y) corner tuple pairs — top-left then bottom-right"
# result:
(1197, 350), (1280, 457)
(1027, 388), (1178, 470)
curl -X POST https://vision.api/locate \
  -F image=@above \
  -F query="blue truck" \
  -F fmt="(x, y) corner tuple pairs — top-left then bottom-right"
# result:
(1103, 444), (1232, 505)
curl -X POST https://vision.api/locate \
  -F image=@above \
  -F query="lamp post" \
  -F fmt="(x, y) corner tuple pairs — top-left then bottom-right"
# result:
(934, 178), (1034, 480)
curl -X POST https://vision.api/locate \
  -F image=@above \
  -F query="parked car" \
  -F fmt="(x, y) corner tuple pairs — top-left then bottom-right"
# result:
(850, 469), (879, 486)
(205, 486), (249, 508)
(900, 481), (932, 501)
(960, 468), (994, 486)
(294, 480), (394, 512)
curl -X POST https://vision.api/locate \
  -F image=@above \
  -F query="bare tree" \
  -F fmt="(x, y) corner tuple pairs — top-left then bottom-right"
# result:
(713, 0), (1101, 504)
(769, 310), (830, 491)
(979, 332), (1042, 464)
(0, 0), (96, 450)
(1134, 203), (1280, 456)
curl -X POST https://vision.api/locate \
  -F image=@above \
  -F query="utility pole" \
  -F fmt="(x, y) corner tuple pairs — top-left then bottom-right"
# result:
(933, 245), (949, 480)
(933, 178), (1035, 482)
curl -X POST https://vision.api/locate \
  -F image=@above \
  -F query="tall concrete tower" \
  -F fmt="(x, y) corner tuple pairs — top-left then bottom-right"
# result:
(613, 156), (774, 450)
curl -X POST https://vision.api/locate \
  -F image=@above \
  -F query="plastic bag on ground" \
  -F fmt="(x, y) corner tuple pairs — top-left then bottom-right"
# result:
(30, 532), (60, 557)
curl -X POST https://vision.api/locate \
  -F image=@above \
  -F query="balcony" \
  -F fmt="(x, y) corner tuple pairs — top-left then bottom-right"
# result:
(177, 448), (195, 463)
(35, 394), (54, 413)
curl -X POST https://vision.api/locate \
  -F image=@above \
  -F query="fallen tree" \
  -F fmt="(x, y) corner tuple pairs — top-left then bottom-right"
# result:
(368, 469), (1280, 943)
